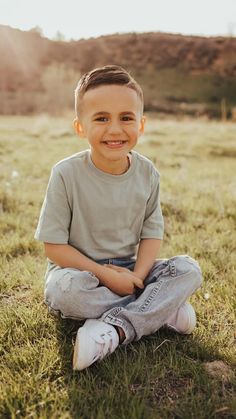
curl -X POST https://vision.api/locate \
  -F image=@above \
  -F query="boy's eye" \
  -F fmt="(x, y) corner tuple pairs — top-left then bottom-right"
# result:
(95, 117), (108, 122)
(121, 115), (135, 121)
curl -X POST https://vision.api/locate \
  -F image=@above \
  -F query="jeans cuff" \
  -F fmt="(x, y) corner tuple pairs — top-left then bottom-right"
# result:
(101, 309), (136, 345)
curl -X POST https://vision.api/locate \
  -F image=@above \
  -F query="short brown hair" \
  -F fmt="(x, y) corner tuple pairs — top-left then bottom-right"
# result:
(74, 65), (144, 118)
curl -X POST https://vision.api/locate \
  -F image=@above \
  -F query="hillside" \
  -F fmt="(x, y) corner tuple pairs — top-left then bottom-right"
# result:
(0, 25), (236, 117)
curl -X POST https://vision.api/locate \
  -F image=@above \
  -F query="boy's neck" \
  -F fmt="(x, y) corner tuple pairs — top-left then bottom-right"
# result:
(90, 153), (131, 175)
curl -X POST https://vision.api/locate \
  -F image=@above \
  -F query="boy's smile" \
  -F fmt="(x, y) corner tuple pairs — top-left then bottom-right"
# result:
(74, 85), (145, 174)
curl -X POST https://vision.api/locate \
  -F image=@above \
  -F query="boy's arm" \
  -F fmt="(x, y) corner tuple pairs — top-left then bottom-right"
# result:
(133, 238), (162, 280)
(44, 243), (144, 296)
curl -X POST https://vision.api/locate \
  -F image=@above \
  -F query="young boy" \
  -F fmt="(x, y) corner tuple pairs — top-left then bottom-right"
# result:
(35, 65), (202, 371)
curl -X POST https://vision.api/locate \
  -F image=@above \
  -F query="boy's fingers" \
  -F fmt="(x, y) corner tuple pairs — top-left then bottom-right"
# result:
(104, 264), (128, 273)
(134, 278), (144, 289)
(105, 264), (123, 273)
(104, 264), (117, 270)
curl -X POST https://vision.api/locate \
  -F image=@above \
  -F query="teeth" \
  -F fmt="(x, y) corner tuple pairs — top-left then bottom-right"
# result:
(105, 141), (123, 144)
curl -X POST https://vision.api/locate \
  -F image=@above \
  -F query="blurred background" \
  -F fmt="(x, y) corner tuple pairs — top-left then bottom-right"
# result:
(0, 0), (236, 119)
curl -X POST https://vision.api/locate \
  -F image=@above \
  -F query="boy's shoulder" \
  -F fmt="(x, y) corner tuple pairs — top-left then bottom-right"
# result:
(52, 150), (89, 173)
(134, 151), (160, 178)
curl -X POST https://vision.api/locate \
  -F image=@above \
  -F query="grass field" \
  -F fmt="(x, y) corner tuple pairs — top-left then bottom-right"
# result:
(0, 114), (235, 418)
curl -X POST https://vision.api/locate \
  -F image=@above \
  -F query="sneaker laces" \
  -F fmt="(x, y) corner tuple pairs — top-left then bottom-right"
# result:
(92, 330), (116, 361)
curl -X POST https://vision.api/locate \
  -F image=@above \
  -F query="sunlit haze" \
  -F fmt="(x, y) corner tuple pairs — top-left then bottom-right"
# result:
(1, 0), (236, 40)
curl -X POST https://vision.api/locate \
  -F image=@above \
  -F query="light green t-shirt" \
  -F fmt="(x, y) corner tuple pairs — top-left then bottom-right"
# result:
(35, 150), (164, 268)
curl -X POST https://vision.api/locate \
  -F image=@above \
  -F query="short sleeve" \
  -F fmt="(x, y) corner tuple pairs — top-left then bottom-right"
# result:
(34, 167), (72, 243)
(140, 169), (164, 240)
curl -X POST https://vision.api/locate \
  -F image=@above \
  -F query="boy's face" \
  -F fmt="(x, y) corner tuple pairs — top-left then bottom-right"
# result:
(74, 84), (145, 173)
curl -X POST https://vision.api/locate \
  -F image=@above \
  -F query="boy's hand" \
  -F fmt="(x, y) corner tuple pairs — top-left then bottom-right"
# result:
(104, 264), (137, 276)
(44, 243), (144, 296)
(103, 264), (144, 296)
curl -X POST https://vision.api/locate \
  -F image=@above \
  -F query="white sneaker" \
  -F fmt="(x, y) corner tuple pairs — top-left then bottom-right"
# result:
(166, 302), (197, 334)
(73, 319), (119, 371)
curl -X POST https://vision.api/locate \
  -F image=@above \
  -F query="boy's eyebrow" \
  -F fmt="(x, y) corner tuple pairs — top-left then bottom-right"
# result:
(92, 112), (110, 117)
(120, 111), (136, 116)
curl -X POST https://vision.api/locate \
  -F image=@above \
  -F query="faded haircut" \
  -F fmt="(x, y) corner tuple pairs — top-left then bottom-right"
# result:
(74, 65), (144, 118)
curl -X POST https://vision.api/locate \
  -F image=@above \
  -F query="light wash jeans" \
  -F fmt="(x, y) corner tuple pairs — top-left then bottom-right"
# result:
(44, 255), (202, 344)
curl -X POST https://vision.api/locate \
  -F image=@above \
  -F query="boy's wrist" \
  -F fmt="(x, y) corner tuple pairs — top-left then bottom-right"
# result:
(92, 263), (115, 286)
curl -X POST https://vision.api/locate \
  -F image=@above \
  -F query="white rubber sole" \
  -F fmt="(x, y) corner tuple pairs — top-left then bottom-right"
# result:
(182, 303), (197, 334)
(73, 329), (81, 370)
(167, 302), (197, 334)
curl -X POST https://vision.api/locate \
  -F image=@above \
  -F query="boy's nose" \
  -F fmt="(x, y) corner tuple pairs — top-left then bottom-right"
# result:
(107, 120), (123, 134)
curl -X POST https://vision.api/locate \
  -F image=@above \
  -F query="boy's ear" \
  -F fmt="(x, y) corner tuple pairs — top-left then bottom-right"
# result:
(139, 116), (146, 136)
(73, 119), (86, 138)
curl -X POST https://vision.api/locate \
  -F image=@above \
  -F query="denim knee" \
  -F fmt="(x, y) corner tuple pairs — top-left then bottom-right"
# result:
(173, 255), (202, 288)
(44, 269), (101, 319)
